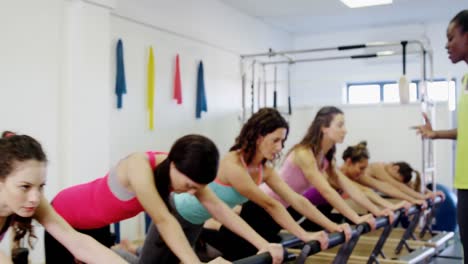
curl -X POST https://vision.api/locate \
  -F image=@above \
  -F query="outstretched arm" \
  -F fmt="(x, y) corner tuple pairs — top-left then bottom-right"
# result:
(359, 173), (423, 204)
(0, 251), (13, 264)
(35, 198), (127, 264)
(224, 160), (328, 250)
(369, 163), (427, 202)
(125, 153), (202, 264)
(294, 148), (373, 226)
(266, 168), (352, 242)
(412, 112), (457, 140)
(268, 168), (348, 230)
(354, 182), (404, 211)
(336, 169), (393, 223)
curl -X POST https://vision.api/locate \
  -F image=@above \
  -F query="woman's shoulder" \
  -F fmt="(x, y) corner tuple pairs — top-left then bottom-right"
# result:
(121, 151), (167, 165)
(221, 151), (243, 167)
(291, 146), (316, 164)
(367, 162), (386, 172)
(369, 161), (385, 167)
(215, 152), (249, 185)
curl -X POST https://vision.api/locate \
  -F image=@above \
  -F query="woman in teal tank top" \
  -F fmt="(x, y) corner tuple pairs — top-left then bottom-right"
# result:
(132, 109), (288, 264)
(135, 108), (330, 263)
(200, 108), (339, 261)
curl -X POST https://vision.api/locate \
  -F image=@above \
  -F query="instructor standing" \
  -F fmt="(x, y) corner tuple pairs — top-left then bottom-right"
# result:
(413, 10), (468, 263)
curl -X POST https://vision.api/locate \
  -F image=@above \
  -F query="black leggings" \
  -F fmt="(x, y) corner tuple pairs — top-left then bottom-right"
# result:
(457, 189), (468, 264)
(201, 201), (338, 261)
(44, 225), (114, 263)
(287, 203), (345, 231)
(207, 201), (281, 261)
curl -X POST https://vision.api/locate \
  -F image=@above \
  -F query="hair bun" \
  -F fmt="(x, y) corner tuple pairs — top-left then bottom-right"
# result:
(357, 141), (367, 148)
(1, 131), (16, 138)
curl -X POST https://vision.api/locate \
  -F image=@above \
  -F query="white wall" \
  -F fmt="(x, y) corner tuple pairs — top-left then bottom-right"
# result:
(109, 0), (292, 241)
(288, 21), (462, 192)
(0, 0), (291, 262)
(109, 0), (292, 158)
(0, 0), (64, 261)
(0, 0), (63, 197)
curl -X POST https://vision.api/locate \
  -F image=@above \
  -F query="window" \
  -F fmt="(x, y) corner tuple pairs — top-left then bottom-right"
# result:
(348, 84), (380, 104)
(426, 80), (456, 102)
(382, 83), (418, 103)
(346, 79), (455, 104)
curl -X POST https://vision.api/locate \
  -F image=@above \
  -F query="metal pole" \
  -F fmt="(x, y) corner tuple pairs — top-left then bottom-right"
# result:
(251, 60), (255, 114)
(263, 64), (267, 107)
(287, 63), (292, 115)
(240, 41), (404, 59)
(261, 51), (420, 66)
(241, 73), (246, 122)
(240, 58), (246, 122)
(273, 65), (277, 108)
(257, 76), (261, 111)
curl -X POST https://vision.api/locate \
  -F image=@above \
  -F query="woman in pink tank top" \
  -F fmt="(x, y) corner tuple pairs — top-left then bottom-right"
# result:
(0, 131), (127, 264)
(287, 107), (389, 229)
(45, 134), (232, 264)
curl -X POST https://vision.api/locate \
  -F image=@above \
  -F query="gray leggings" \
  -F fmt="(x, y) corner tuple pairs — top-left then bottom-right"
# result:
(113, 248), (140, 264)
(118, 196), (203, 264)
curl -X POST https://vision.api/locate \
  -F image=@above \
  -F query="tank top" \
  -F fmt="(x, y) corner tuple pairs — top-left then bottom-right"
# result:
(260, 150), (329, 207)
(52, 151), (164, 229)
(174, 156), (264, 224)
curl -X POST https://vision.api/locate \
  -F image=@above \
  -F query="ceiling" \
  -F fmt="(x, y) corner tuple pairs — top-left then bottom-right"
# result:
(218, 0), (467, 35)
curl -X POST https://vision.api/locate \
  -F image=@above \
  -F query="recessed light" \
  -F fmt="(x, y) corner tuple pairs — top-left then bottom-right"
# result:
(340, 0), (392, 8)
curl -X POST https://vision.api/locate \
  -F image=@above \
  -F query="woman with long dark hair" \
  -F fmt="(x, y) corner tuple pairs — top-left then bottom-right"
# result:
(44, 134), (229, 263)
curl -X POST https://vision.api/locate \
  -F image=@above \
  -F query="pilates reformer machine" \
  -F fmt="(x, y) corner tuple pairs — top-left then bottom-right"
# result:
(239, 39), (440, 229)
(106, 41), (448, 263)
(232, 196), (455, 264)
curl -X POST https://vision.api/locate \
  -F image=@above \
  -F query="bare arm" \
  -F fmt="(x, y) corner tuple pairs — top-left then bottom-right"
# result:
(432, 129), (458, 139)
(335, 169), (391, 219)
(370, 163), (426, 201)
(294, 148), (364, 224)
(424, 189), (446, 201)
(0, 251), (12, 264)
(125, 153), (201, 264)
(34, 198), (127, 264)
(354, 182), (400, 210)
(412, 112), (457, 140)
(224, 160), (324, 245)
(265, 168), (341, 233)
(359, 173), (422, 204)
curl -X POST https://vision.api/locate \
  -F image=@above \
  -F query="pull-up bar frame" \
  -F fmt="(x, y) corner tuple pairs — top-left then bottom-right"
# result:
(239, 39), (435, 196)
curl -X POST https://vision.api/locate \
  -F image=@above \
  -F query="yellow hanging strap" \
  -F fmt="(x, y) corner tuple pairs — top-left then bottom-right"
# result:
(147, 46), (155, 130)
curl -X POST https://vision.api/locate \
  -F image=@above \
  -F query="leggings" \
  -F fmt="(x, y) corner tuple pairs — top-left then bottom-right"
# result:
(287, 203), (344, 231)
(457, 189), (468, 263)
(44, 225), (113, 263)
(203, 201), (341, 261)
(210, 201), (281, 261)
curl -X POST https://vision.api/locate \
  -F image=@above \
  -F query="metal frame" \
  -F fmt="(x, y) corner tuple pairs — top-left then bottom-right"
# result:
(239, 39), (436, 199)
(232, 197), (444, 264)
